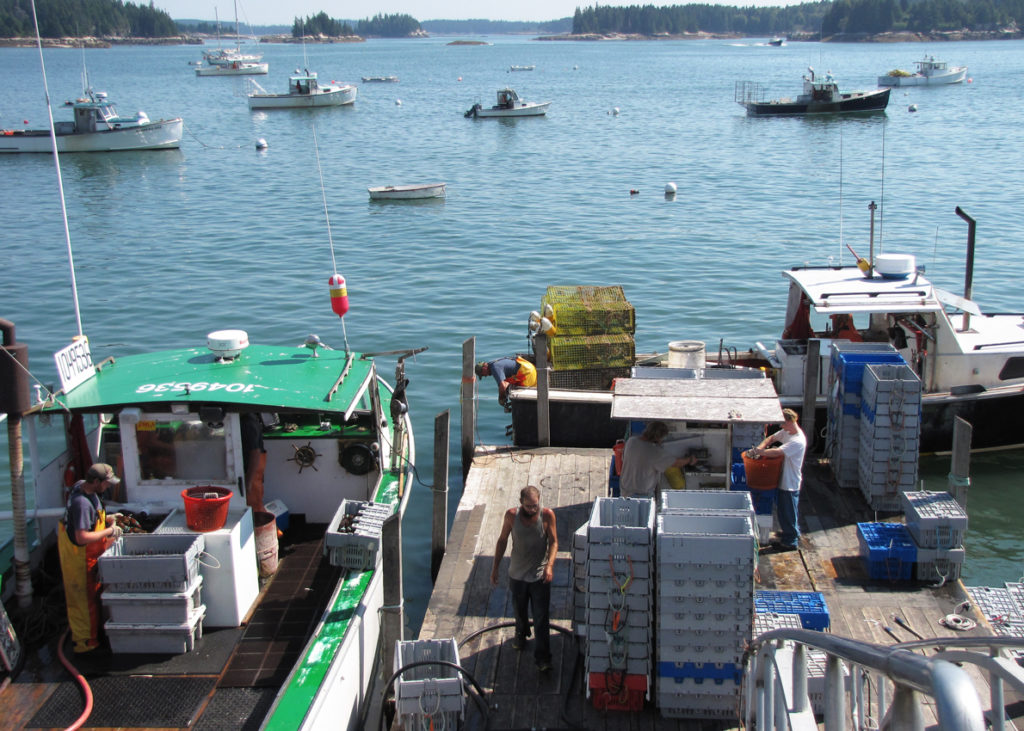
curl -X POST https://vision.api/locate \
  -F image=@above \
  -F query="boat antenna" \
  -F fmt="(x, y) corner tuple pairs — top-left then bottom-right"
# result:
(312, 121), (350, 355)
(31, 0), (83, 338)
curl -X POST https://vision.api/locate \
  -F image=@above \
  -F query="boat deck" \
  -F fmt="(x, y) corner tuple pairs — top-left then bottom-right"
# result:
(418, 445), (1024, 730)
(0, 518), (336, 730)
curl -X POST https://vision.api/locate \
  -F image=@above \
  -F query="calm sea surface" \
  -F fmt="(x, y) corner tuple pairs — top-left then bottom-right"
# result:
(2, 36), (1024, 631)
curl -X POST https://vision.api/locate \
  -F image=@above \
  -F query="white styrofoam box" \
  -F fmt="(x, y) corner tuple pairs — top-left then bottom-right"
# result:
(656, 514), (756, 564)
(394, 639), (464, 719)
(586, 654), (650, 676)
(587, 575), (650, 597)
(105, 605), (205, 654)
(915, 546), (965, 582)
(659, 489), (754, 515)
(98, 533), (204, 593)
(103, 574), (203, 624)
(588, 496), (655, 545)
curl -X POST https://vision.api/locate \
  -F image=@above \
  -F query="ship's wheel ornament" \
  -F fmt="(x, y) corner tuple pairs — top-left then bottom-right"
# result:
(288, 442), (321, 472)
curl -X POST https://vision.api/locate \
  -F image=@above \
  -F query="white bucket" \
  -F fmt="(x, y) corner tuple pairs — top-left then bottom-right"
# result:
(668, 340), (706, 369)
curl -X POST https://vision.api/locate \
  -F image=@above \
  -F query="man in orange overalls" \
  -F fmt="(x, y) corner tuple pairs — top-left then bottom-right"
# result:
(58, 463), (122, 653)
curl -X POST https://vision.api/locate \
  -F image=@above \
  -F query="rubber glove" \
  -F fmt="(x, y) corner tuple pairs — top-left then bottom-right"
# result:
(109, 524), (124, 540)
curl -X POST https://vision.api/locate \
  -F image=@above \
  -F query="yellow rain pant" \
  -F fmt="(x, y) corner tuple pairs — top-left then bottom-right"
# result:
(57, 512), (107, 653)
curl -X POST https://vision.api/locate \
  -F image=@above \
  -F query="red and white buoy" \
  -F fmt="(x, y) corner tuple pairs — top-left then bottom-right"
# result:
(328, 273), (349, 318)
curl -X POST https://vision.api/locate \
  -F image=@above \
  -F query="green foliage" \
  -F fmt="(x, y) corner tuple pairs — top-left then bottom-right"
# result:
(572, 0), (1023, 35)
(0, 0), (178, 37)
(355, 13), (421, 37)
(292, 12), (353, 37)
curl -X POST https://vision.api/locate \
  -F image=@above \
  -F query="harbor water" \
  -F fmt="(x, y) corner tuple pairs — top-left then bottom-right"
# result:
(2, 36), (1024, 632)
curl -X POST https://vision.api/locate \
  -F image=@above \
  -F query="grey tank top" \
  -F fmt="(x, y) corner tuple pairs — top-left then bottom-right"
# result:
(508, 509), (547, 582)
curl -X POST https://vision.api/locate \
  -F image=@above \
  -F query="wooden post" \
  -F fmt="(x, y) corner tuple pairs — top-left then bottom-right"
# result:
(535, 333), (551, 447)
(461, 338), (476, 479)
(949, 416), (972, 510)
(801, 338), (820, 452)
(431, 410), (449, 582)
(380, 512), (403, 684)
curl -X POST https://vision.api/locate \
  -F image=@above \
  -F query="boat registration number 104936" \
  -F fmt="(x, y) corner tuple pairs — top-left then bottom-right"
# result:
(135, 382), (261, 394)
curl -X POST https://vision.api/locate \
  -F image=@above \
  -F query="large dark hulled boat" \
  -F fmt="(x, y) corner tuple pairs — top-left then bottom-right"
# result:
(736, 67), (890, 116)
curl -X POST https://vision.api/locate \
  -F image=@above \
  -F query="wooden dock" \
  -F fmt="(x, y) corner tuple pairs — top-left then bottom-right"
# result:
(417, 445), (1024, 730)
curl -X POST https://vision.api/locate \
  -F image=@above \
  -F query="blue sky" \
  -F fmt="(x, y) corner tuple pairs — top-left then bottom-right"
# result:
(161, 0), (800, 26)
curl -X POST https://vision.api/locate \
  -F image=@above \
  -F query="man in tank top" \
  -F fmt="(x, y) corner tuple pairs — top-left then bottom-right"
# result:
(752, 408), (807, 551)
(491, 485), (558, 672)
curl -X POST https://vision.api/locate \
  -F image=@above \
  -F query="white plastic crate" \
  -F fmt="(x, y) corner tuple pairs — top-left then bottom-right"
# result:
(585, 539), (651, 564)
(103, 574), (203, 624)
(658, 607), (753, 633)
(656, 514), (756, 563)
(588, 497), (655, 545)
(585, 621), (651, 643)
(659, 489), (754, 516)
(655, 677), (742, 720)
(915, 546), (965, 582)
(105, 605), (205, 654)
(587, 590), (652, 613)
(586, 653), (651, 676)
(655, 571), (752, 598)
(324, 499), (391, 571)
(587, 574), (651, 597)
(586, 556), (651, 580)
(394, 638), (464, 719)
(902, 491), (968, 548)
(753, 611), (803, 636)
(98, 533), (204, 593)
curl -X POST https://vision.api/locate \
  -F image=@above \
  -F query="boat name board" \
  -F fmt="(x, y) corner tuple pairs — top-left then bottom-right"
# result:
(135, 381), (264, 395)
(54, 338), (95, 393)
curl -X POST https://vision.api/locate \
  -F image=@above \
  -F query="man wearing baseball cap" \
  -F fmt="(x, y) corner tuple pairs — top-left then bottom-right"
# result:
(58, 463), (124, 652)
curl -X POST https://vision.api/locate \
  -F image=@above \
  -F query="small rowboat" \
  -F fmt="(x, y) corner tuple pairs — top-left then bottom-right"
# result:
(368, 182), (446, 200)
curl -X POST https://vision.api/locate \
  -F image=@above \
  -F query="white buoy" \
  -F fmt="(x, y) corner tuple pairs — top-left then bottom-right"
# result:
(612, 107), (620, 115)
(255, 138), (268, 150)
(665, 182), (677, 194)
(908, 104), (918, 113)
(573, 64), (579, 70)
(396, 99), (402, 106)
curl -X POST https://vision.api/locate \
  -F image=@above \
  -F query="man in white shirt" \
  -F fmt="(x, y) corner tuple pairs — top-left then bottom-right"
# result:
(751, 409), (807, 551)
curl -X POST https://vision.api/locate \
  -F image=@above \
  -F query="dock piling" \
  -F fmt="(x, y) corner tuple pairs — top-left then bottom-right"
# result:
(431, 410), (449, 582)
(461, 338), (476, 478)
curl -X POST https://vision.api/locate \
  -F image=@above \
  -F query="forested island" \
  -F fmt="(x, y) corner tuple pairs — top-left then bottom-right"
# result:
(0, 0), (1021, 42)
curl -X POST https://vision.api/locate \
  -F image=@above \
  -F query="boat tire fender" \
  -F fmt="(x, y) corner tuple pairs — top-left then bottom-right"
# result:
(340, 442), (377, 475)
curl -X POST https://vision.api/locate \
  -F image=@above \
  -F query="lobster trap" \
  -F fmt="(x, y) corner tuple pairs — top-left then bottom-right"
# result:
(542, 285), (635, 336)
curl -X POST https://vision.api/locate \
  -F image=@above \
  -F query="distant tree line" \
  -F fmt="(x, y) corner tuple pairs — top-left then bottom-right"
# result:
(0, 0), (178, 36)
(821, 0), (1021, 34)
(291, 12), (420, 37)
(572, 0), (1024, 36)
(420, 17), (572, 34)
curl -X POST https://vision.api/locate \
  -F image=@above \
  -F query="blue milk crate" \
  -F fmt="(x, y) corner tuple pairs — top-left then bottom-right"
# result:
(857, 522), (916, 581)
(754, 591), (830, 631)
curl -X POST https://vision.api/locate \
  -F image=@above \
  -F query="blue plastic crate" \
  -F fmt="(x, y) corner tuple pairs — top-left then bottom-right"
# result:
(730, 462), (747, 489)
(857, 523), (916, 562)
(657, 661), (744, 684)
(754, 591), (830, 631)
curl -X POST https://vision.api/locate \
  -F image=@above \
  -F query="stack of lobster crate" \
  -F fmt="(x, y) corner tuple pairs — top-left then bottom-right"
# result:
(655, 494), (757, 720)
(901, 490), (967, 582)
(578, 496), (654, 711)
(858, 362), (922, 511)
(541, 285), (635, 390)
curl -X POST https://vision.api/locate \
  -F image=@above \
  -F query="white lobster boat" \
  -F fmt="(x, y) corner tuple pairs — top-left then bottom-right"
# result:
(879, 56), (968, 87)
(465, 88), (550, 118)
(368, 182), (446, 200)
(248, 72), (356, 109)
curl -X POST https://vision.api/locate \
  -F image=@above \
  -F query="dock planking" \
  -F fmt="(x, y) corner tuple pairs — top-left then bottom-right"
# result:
(416, 445), (1022, 730)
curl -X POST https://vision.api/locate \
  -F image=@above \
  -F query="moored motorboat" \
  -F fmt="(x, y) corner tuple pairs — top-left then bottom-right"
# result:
(368, 182), (446, 200)
(878, 56), (968, 87)
(196, 60), (269, 76)
(768, 37), (785, 46)
(0, 87), (182, 153)
(736, 67), (889, 116)
(248, 71), (357, 109)
(509, 65), (535, 71)
(465, 88), (550, 118)
(361, 75), (398, 82)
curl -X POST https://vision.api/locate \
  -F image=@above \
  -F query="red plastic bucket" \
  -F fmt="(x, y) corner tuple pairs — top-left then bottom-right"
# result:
(742, 451), (784, 491)
(181, 486), (233, 532)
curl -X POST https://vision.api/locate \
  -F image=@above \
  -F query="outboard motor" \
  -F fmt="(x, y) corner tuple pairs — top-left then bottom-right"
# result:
(464, 103), (481, 118)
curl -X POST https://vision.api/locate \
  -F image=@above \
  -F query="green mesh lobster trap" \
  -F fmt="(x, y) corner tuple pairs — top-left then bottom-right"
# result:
(548, 333), (635, 371)
(542, 285), (635, 336)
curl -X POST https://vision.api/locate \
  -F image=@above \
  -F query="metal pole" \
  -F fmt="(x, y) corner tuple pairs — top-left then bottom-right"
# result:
(956, 206), (976, 332)
(8, 414), (32, 609)
(461, 338), (475, 478)
(949, 416), (972, 510)
(430, 410), (449, 582)
(535, 333), (550, 447)
(380, 512), (403, 682)
(824, 655), (846, 730)
(763, 647), (776, 731)
(792, 642), (809, 713)
(890, 684), (925, 731)
(868, 201), (877, 277)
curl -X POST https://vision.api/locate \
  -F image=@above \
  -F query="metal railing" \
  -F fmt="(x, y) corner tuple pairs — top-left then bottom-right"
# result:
(747, 628), (1001, 730)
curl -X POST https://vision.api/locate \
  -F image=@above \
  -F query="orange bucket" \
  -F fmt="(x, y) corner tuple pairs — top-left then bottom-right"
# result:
(181, 486), (233, 532)
(742, 451), (784, 491)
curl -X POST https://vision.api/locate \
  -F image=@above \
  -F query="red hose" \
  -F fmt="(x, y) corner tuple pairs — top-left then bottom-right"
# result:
(56, 629), (93, 731)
